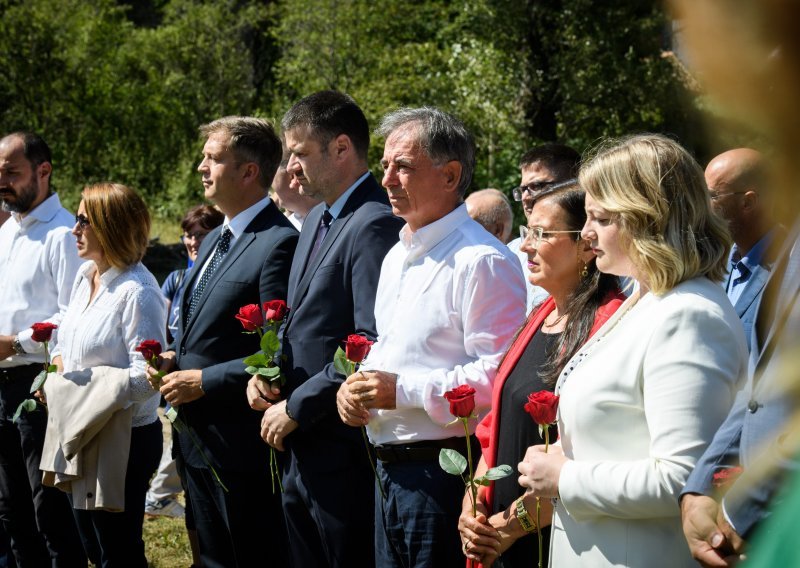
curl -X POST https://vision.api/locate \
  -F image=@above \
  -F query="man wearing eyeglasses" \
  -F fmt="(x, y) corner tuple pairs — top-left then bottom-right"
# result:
(0, 132), (85, 566)
(507, 144), (581, 313)
(705, 148), (784, 351)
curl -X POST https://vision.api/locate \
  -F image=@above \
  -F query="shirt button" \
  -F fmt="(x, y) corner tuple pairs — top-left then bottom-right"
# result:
(747, 400), (759, 413)
(87, 492), (93, 498)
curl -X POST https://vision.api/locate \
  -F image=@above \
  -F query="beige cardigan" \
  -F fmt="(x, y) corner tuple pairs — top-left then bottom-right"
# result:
(40, 366), (133, 512)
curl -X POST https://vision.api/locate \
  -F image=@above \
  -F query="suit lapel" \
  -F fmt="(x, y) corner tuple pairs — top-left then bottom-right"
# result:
(287, 205), (324, 308)
(734, 265), (770, 318)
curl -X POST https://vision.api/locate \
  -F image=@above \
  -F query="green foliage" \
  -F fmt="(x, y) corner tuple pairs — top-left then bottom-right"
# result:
(333, 346), (355, 377)
(439, 448), (468, 476)
(12, 399), (38, 423)
(0, 0), (707, 224)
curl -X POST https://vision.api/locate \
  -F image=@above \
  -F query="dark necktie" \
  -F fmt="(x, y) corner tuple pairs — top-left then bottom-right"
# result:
(307, 209), (333, 266)
(184, 227), (232, 325)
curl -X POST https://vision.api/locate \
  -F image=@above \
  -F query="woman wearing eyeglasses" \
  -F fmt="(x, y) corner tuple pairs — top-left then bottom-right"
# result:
(458, 180), (624, 567)
(43, 182), (166, 567)
(517, 135), (748, 567)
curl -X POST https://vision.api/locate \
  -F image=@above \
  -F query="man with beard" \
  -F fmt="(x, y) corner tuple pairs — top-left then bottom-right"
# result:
(0, 132), (85, 566)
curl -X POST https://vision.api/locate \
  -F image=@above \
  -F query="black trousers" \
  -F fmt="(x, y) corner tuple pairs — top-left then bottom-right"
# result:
(70, 419), (161, 568)
(0, 365), (86, 568)
(183, 463), (287, 568)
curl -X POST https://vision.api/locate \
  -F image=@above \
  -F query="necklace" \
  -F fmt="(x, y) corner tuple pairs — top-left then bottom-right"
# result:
(543, 311), (567, 328)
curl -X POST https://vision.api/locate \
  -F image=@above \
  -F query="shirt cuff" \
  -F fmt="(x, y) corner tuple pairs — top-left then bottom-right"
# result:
(721, 499), (739, 534)
(16, 329), (41, 355)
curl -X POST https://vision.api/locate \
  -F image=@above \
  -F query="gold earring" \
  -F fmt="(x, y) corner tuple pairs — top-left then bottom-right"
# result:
(580, 262), (588, 278)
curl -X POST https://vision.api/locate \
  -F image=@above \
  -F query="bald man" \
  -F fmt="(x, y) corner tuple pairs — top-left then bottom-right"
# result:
(705, 148), (783, 350)
(465, 188), (514, 243)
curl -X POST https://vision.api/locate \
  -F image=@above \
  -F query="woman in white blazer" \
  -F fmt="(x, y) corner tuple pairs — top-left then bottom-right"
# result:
(517, 134), (748, 567)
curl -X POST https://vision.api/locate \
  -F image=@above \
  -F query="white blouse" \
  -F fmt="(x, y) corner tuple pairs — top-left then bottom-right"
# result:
(52, 261), (167, 427)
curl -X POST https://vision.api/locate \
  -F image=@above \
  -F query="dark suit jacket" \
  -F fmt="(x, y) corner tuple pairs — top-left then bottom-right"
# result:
(683, 220), (800, 538)
(174, 200), (298, 472)
(281, 174), (404, 470)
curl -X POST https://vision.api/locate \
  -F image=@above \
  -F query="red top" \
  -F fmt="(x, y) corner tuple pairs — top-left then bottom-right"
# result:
(475, 292), (626, 509)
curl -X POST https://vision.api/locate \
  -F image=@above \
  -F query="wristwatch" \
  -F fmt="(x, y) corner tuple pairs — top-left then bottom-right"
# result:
(515, 498), (538, 533)
(11, 336), (25, 356)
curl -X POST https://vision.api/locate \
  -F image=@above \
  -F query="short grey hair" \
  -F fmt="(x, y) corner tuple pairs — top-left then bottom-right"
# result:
(465, 189), (513, 242)
(377, 107), (475, 197)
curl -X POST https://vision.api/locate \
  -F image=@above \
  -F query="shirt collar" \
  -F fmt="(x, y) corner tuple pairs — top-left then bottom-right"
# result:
(15, 193), (63, 229)
(399, 203), (469, 256)
(224, 196), (272, 239)
(735, 229), (778, 272)
(327, 171), (369, 220)
(80, 261), (124, 288)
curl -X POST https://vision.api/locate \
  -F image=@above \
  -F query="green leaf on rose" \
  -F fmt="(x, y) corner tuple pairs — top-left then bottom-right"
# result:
(29, 370), (48, 393)
(243, 353), (268, 367)
(333, 346), (353, 376)
(245, 366), (259, 375)
(439, 448), (467, 476)
(260, 330), (280, 355)
(256, 365), (281, 379)
(483, 464), (513, 480)
(12, 399), (38, 423)
(47, 364), (57, 373)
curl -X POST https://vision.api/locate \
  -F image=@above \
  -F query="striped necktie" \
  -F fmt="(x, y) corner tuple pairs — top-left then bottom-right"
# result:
(184, 227), (232, 325)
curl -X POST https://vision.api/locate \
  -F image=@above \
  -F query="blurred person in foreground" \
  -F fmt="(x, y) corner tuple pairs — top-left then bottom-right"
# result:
(518, 133), (747, 567)
(41, 182), (166, 566)
(271, 157), (320, 230)
(458, 180), (624, 567)
(669, 0), (800, 565)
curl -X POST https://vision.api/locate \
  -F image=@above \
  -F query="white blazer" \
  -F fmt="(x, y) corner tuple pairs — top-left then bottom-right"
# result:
(551, 277), (748, 567)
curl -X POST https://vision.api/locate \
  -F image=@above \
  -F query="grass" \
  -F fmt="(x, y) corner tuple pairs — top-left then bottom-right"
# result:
(144, 512), (193, 568)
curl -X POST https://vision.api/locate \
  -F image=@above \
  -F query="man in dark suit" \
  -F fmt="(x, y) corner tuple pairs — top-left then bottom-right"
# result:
(247, 91), (403, 568)
(680, 218), (800, 565)
(705, 148), (783, 351)
(153, 116), (298, 568)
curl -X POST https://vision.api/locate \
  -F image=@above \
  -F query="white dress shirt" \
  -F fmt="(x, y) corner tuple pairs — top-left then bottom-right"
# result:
(52, 261), (167, 427)
(364, 204), (527, 445)
(0, 193), (82, 366)
(507, 235), (548, 313)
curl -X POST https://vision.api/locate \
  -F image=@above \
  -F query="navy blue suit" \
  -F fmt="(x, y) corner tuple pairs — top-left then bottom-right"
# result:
(174, 200), (297, 568)
(279, 174), (403, 568)
(683, 220), (800, 538)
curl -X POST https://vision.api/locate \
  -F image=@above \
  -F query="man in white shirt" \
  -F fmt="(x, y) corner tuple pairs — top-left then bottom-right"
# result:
(508, 144), (581, 312)
(0, 132), (86, 566)
(336, 107), (526, 568)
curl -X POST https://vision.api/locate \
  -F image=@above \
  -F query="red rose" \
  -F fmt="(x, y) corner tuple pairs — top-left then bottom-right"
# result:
(262, 300), (288, 323)
(30, 322), (58, 343)
(524, 390), (560, 425)
(444, 385), (477, 418)
(344, 334), (373, 363)
(236, 304), (264, 331)
(712, 466), (743, 489)
(135, 339), (163, 362)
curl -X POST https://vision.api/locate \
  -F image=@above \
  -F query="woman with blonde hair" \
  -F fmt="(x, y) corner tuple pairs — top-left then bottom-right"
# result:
(518, 134), (748, 567)
(43, 182), (166, 567)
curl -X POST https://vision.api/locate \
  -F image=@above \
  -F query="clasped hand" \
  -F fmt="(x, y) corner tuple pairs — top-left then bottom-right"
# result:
(336, 369), (397, 426)
(245, 375), (297, 451)
(517, 443), (567, 499)
(146, 351), (204, 406)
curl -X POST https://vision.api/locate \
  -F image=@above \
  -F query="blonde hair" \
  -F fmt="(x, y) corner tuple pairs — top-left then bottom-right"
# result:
(82, 183), (150, 269)
(579, 134), (731, 294)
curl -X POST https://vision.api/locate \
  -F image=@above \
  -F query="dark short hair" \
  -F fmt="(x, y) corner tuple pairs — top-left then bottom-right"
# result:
(281, 90), (370, 159)
(180, 204), (224, 233)
(199, 117), (282, 188)
(377, 107), (476, 198)
(4, 131), (52, 168)
(519, 143), (580, 182)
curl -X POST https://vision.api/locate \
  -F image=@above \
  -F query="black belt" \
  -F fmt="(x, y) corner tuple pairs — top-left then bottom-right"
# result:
(0, 364), (41, 384)
(375, 436), (478, 464)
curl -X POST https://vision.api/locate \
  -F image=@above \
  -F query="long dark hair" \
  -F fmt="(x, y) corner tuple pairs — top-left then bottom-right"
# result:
(534, 181), (620, 386)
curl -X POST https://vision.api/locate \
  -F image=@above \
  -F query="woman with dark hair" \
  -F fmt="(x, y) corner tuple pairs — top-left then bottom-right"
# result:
(458, 180), (625, 567)
(42, 182), (167, 567)
(162, 204), (224, 343)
